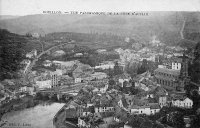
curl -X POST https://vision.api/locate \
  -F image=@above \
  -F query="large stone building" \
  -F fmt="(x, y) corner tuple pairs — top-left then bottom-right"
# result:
(154, 68), (180, 91)
(154, 53), (190, 92)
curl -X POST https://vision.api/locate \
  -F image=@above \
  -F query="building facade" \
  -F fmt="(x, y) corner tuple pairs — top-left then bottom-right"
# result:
(154, 68), (180, 91)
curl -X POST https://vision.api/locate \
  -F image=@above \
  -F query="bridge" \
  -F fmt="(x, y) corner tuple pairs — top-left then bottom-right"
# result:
(38, 82), (87, 99)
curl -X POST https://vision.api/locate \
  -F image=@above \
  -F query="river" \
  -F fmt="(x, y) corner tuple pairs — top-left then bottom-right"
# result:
(1, 102), (65, 128)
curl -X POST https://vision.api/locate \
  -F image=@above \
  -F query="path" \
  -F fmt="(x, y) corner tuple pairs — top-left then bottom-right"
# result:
(179, 20), (197, 44)
(25, 42), (73, 80)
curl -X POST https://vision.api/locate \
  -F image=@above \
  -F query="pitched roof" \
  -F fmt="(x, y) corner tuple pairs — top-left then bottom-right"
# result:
(149, 103), (160, 109)
(148, 86), (167, 96)
(114, 106), (128, 122)
(190, 81), (200, 87)
(76, 73), (91, 78)
(121, 97), (128, 108)
(115, 73), (131, 80)
(154, 68), (180, 76)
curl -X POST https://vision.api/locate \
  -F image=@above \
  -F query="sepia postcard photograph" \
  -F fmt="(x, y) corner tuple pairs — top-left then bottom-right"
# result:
(0, 0), (200, 128)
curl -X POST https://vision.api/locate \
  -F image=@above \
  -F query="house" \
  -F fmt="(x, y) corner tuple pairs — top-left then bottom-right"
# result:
(78, 117), (91, 128)
(74, 73), (93, 83)
(75, 77), (82, 83)
(43, 60), (52, 67)
(26, 49), (37, 58)
(78, 106), (94, 117)
(35, 74), (52, 90)
(114, 106), (128, 123)
(94, 104), (114, 113)
(118, 97), (128, 111)
(95, 61), (115, 70)
(129, 103), (160, 115)
(115, 73), (131, 87)
(159, 96), (167, 108)
(146, 86), (168, 99)
(53, 50), (66, 57)
(36, 79), (51, 90)
(19, 86), (35, 95)
(32, 33), (40, 38)
(52, 60), (79, 69)
(59, 75), (74, 86)
(74, 53), (83, 57)
(99, 84), (109, 93)
(172, 97), (193, 108)
(97, 49), (107, 53)
(91, 72), (107, 80)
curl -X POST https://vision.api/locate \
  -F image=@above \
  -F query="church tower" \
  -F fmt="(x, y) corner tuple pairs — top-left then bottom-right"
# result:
(177, 53), (190, 92)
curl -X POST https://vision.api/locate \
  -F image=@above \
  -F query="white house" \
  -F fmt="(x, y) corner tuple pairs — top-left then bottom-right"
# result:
(95, 61), (115, 70)
(78, 117), (91, 128)
(97, 49), (107, 53)
(26, 49), (37, 58)
(32, 33), (40, 38)
(43, 60), (52, 67)
(75, 77), (82, 83)
(74, 53), (83, 57)
(91, 72), (107, 80)
(53, 50), (66, 57)
(172, 62), (181, 70)
(159, 96), (167, 108)
(99, 84), (109, 93)
(95, 104), (114, 113)
(115, 73), (131, 87)
(36, 79), (51, 90)
(130, 104), (160, 115)
(172, 97), (193, 108)
(19, 86), (35, 95)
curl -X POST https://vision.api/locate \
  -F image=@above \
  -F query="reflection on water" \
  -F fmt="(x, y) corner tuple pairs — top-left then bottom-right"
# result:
(2, 102), (65, 128)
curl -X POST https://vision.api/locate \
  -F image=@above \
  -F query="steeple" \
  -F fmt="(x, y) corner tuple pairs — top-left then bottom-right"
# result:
(180, 52), (189, 79)
(177, 52), (191, 92)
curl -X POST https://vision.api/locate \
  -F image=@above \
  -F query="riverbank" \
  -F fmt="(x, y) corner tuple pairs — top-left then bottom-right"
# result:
(0, 95), (39, 120)
(53, 100), (78, 128)
(1, 102), (65, 128)
(0, 94), (65, 121)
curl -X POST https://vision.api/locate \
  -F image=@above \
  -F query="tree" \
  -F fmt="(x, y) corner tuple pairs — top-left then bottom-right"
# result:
(50, 94), (58, 102)
(114, 61), (123, 75)
(0, 29), (26, 80)
(190, 90), (200, 111)
(43, 94), (49, 101)
(35, 92), (43, 100)
(189, 41), (200, 83)
(137, 59), (148, 74)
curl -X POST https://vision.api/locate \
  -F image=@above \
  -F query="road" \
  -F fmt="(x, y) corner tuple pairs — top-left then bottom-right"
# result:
(25, 42), (73, 80)
(24, 60), (31, 74)
(180, 20), (186, 39)
(179, 20), (197, 44)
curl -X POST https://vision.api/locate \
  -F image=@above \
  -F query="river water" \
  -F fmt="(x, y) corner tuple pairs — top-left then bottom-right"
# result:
(1, 102), (65, 128)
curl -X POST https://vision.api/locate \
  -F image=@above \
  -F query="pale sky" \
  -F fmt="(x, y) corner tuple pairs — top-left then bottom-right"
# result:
(0, 0), (200, 16)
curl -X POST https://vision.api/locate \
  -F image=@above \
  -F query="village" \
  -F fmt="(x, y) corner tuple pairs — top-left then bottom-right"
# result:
(1, 33), (199, 128)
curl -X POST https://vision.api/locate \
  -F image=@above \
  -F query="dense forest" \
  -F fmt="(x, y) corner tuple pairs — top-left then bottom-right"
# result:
(0, 29), (26, 80)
